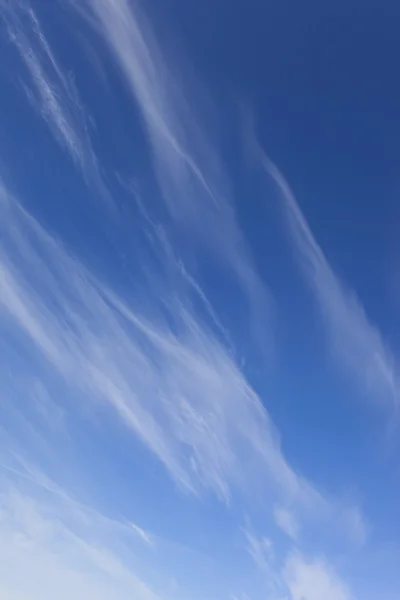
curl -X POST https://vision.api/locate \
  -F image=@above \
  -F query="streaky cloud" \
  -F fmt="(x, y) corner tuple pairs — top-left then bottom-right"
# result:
(0, 1), (397, 599)
(0, 1), (111, 204)
(273, 505), (299, 540)
(130, 523), (153, 547)
(283, 552), (353, 600)
(0, 459), (163, 600)
(0, 179), (366, 541)
(242, 525), (284, 598)
(242, 527), (354, 600)
(69, 0), (270, 352)
(253, 144), (399, 411)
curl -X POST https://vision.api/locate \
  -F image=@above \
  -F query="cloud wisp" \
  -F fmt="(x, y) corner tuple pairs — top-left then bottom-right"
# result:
(283, 552), (354, 600)
(242, 526), (354, 600)
(273, 506), (299, 540)
(0, 3), (382, 599)
(255, 148), (400, 411)
(69, 0), (271, 352)
(0, 456), (356, 600)
(0, 179), (366, 538)
(0, 459), (164, 600)
(0, 1), (111, 203)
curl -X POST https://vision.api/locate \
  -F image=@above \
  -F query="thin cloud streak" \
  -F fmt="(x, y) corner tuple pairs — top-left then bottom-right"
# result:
(70, 0), (270, 351)
(130, 523), (153, 546)
(0, 458), (355, 600)
(0, 3), (390, 600)
(0, 180), (366, 539)
(0, 462), (163, 600)
(242, 527), (354, 600)
(256, 148), (399, 411)
(242, 526), (284, 598)
(1, 1), (111, 203)
(0, 181), (281, 501)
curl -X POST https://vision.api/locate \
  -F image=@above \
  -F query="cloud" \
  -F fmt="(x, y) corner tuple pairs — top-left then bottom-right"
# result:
(274, 506), (299, 540)
(283, 553), (353, 600)
(242, 528), (354, 600)
(0, 180), (286, 501)
(0, 1), (110, 202)
(130, 523), (153, 546)
(68, 0), (270, 352)
(243, 526), (274, 573)
(343, 506), (369, 548)
(0, 4), (374, 598)
(242, 526), (286, 599)
(0, 179), (367, 543)
(0, 461), (163, 600)
(254, 149), (399, 411)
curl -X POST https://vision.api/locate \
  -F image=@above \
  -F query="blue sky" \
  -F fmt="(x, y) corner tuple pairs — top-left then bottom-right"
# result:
(1, 0), (400, 598)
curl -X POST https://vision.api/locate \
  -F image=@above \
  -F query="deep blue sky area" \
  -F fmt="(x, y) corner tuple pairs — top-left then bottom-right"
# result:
(160, 0), (400, 330)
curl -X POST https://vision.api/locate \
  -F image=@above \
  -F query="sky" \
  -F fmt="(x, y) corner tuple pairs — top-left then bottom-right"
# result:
(0, 0), (400, 599)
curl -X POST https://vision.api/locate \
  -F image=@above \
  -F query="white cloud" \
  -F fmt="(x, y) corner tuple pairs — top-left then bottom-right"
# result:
(0, 182), (288, 501)
(1, 2), (110, 203)
(274, 506), (299, 540)
(243, 529), (354, 600)
(343, 506), (369, 548)
(0, 464), (163, 600)
(69, 0), (271, 352)
(255, 149), (399, 411)
(243, 527), (274, 573)
(130, 523), (153, 546)
(0, 181), (366, 540)
(283, 553), (353, 600)
(242, 526), (286, 600)
(0, 4), (374, 598)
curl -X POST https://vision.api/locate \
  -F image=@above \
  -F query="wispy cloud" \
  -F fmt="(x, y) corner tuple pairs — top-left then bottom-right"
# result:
(273, 506), (299, 540)
(0, 460), (163, 600)
(0, 1), (110, 202)
(242, 527), (354, 600)
(242, 525), (285, 599)
(130, 523), (153, 546)
(0, 180), (288, 501)
(254, 148), (399, 411)
(243, 526), (274, 574)
(283, 552), (353, 600)
(0, 180), (366, 538)
(69, 0), (270, 351)
(0, 3), (378, 599)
